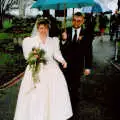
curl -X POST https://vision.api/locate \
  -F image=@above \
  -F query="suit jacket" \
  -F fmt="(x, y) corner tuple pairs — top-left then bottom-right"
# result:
(59, 40), (71, 64)
(60, 26), (92, 73)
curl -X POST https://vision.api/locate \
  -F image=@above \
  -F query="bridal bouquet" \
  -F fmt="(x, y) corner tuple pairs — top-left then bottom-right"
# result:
(27, 47), (47, 86)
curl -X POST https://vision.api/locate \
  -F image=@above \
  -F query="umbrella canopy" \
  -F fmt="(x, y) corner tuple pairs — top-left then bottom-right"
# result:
(91, 3), (102, 13)
(32, 0), (96, 29)
(32, 0), (95, 10)
(80, 6), (92, 13)
(80, 3), (112, 13)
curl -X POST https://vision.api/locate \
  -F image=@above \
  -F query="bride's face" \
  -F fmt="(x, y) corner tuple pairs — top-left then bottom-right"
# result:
(38, 24), (49, 36)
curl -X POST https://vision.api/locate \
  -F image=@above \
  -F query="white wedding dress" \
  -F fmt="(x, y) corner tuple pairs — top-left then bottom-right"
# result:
(14, 35), (73, 120)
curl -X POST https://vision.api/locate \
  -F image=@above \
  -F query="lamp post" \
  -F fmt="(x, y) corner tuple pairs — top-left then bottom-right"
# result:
(118, 0), (120, 10)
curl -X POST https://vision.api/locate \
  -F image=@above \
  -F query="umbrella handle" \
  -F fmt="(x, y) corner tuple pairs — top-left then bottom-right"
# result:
(63, 4), (66, 31)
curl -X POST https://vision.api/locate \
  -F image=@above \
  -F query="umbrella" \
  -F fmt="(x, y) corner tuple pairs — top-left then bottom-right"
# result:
(32, 0), (95, 28)
(80, 3), (112, 13)
(80, 6), (92, 13)
(91, 3), (102, 13)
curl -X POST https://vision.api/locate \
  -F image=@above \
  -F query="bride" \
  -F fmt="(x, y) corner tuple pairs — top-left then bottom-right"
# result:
(14, 18), (73, 120)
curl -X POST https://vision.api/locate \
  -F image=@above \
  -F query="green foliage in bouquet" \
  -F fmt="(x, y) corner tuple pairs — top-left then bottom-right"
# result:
(27, 48), (47, 85)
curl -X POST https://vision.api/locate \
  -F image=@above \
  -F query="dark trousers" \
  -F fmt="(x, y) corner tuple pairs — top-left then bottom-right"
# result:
(68, 67), (82, 113)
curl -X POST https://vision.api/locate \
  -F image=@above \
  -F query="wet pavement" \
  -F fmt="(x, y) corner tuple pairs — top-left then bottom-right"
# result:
(0, 35), (120, 120)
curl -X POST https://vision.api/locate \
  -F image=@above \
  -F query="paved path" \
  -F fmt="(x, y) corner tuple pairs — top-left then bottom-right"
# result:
(0, 82), (20, 120)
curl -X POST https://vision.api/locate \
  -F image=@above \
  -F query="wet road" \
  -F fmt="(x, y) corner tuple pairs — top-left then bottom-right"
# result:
(92, 36), (120, 120)
(0, 35), (120, 120)
(70, 35), (120, 120)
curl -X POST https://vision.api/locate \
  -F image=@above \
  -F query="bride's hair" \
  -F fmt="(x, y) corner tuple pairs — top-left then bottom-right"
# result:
(36, 17), (50, 29)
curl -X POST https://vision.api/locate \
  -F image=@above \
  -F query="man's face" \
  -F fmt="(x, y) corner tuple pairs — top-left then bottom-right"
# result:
(72, 15), (84, 29)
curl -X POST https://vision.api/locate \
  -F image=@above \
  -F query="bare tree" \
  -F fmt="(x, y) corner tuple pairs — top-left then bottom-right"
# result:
(0, 0), (19, 28)
(18, 0), (25, 18)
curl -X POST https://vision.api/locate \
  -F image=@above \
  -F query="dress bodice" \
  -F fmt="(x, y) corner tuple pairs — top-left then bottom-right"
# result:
(22, 35), (65, 64)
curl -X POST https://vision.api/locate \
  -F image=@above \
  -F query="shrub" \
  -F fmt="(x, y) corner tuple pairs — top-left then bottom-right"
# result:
(3, 19), (13, 29)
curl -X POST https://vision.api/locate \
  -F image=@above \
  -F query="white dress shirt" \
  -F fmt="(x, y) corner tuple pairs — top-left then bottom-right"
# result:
(72, 27), (81, 40)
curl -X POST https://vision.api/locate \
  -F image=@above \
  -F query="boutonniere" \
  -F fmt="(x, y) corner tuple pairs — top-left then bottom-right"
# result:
(78, 35), (83, 41)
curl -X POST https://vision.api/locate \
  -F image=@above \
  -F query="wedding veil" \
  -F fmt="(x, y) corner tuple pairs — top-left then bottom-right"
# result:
(31, 21), (38, 37)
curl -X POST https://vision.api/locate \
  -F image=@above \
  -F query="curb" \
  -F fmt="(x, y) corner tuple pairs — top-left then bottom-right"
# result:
(0, 72), (24, 90)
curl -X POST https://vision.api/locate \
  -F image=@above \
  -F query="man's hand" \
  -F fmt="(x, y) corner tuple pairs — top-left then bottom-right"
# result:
(84, 69), (91, 76)
(62, 61), (67, 68)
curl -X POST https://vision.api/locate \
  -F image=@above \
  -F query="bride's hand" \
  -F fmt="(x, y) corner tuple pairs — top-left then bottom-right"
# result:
(24, 36), (31, 39)
(32, 48), (39, 59)
(62, 61), (67, 68)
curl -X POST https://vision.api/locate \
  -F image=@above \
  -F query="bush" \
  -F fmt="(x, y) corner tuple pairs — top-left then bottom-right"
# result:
(0, 33), (12, 39)
(0, 52), (26, 86)
(3, 19), (13, 29)
(0, 53), (14, 66)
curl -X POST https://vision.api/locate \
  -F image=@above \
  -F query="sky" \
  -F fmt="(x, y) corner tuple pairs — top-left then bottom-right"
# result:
(95, 0), (118, 13)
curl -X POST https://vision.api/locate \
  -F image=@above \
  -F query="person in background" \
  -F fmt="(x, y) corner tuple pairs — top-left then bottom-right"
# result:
(110, 9), (120, 41)
(99, 12), (108, 41)
(84, 13), (96, 42)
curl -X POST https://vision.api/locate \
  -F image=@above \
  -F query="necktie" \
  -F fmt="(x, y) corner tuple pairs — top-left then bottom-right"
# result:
(73, 29), (77, 42)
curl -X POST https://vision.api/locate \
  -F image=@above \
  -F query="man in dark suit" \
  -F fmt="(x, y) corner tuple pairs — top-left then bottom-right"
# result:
(60, 12), (92, 115)
(110, 9), (120, 41)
